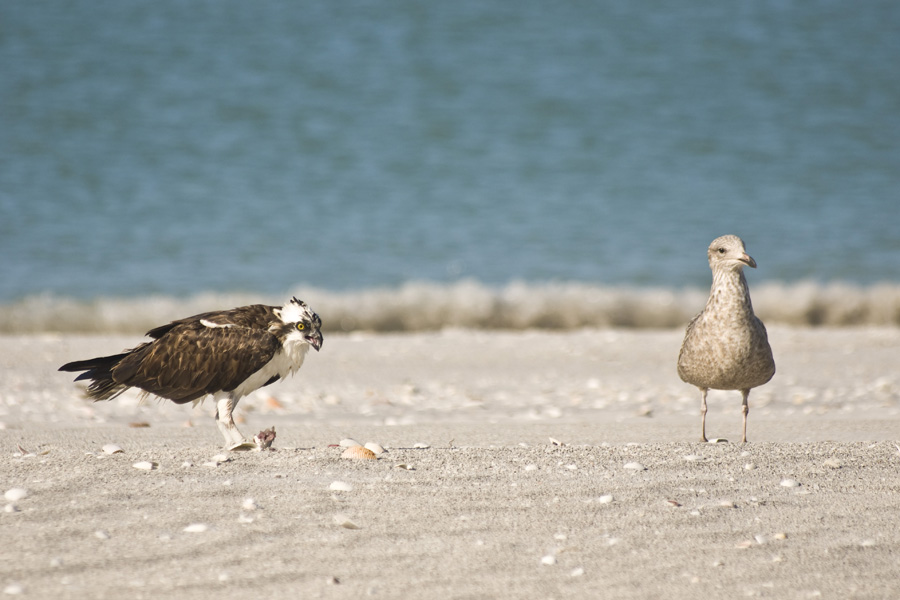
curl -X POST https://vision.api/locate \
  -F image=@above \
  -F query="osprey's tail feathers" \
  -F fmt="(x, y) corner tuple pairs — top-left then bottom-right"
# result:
(59, 352), (131, 401)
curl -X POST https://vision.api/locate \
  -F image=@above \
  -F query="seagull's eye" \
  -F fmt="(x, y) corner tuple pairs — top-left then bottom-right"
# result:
(296, 323), (306, 331)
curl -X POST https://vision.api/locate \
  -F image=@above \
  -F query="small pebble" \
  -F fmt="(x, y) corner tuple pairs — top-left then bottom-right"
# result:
(4, 488), (27, 502)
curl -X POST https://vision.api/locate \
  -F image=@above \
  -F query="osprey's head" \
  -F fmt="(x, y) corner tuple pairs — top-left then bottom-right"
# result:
(707, 235), (756, 272)
(273, 297), (323, 351)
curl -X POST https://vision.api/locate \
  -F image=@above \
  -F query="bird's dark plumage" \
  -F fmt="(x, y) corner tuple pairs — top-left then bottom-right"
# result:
(60, 297), (323, 448)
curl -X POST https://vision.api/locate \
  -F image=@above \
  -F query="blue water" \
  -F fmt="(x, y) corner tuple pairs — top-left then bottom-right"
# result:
(2, 1), (899, 305)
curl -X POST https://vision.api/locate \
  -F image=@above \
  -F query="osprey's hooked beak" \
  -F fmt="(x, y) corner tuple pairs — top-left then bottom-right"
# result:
(307, 330), (323, 352)
(739, 253), (757, 269)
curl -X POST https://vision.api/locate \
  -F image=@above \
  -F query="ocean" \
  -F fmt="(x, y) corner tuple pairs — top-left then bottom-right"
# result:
(2, 1), (899, 332)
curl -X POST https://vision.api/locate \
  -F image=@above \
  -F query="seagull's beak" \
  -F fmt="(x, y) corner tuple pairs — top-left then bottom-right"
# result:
(739, 253), (757, 268)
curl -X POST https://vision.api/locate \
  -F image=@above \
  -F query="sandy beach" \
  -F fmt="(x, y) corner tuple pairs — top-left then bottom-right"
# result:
(2, 327), (899, 599)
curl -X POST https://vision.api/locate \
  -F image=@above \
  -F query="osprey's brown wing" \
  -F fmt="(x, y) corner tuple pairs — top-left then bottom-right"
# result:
(112, 321), (281, 404)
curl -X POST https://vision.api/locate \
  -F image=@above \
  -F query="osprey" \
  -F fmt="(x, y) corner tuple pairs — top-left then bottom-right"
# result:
(59, 297), (323, 449)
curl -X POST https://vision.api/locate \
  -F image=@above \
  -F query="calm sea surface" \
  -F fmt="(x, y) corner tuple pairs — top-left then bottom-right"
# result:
(2, 1), (899, 306)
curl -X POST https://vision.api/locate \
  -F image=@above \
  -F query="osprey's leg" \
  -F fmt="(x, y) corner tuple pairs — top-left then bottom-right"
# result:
(215, 395), (253, 450)
(740, 389), (750, 443)
(699, 387), (709, 443)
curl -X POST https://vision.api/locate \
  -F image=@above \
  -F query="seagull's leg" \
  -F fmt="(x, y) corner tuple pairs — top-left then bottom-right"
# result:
(740, 389), (750, 443)
(215, 394), (253, 450)
(699, 387), (709, 443)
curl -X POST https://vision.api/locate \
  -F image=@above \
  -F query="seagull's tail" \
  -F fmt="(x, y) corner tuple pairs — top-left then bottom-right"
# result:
(59, 353), (131, 401)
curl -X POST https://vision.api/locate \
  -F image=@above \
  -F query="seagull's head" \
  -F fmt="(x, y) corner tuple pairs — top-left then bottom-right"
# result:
(273, 297), (324, 351)
(707, 235), (757, 271)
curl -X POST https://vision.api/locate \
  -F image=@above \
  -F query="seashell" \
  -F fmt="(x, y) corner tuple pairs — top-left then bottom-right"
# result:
(364, 442), (386, 455)
(773, 532), (788, 540)
(183, 523), (208, 533)
(413, 442), (430, 449)
(4, 488), (28, 502)
(744, 463), (757, 470)
(780, 478), (800, 488)
(598, 494), (614, 504)
(707, 438), (729, 444)
(237, 514), (254, 524)
(102, 444), (124, 455)
(339, 438), (361, 448)
(394, 463), (415, 470)
(128, 422), (150, 428)
(3, 583), (24, 596)
(329, 481), (353, 492)
(541, 555), (557, 565)
(570, 567), (585, 577)
(524, 464), (538, 471)
(94, 530), (110, 540)
(341, 446), (376, 460)
(549, 437), (564, 446)
(823, 458), (842, 469)
(242, 498), (259, 511)
(333, 514), (360, 529)
(4, 504), (20, 513)
(623, 462), (646, 471)
(132, 461), (157, 471)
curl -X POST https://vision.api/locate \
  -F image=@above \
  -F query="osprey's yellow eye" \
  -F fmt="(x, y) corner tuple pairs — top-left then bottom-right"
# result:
(296, 323), (306, 331)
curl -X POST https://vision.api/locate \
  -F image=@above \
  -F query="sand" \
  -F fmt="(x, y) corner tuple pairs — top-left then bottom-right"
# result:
(2, 327), (899, 599)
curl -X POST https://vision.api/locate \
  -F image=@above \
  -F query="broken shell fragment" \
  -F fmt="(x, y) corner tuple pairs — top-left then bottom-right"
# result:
(341, 446), (377, 460)
(132, 461), (158, 471)
(334, 514), (360, 529)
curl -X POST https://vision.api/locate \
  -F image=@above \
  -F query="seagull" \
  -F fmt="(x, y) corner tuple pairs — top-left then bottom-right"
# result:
(59, 297), (323, 449)
(677, 235), (775, 443)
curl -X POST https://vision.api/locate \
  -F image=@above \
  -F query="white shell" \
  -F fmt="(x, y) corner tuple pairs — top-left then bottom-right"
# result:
(413, 442), (430, 449)
(598, 494), (614, 504)
(132, 461), (157, 471)
(541, 555), (557, 565)
(623, 462), (646, 471)
(241, 498), (259, 511)
(339, 438), (361, 448)
(329, 481), (353, 492)
(4, 488), (28, 502)
(183, 523), (209, 533)
(102, 444), (124, 455)
(333, 514), (360, 529)
(780, 478), (801, 488)
(364, 442), (386, 455)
